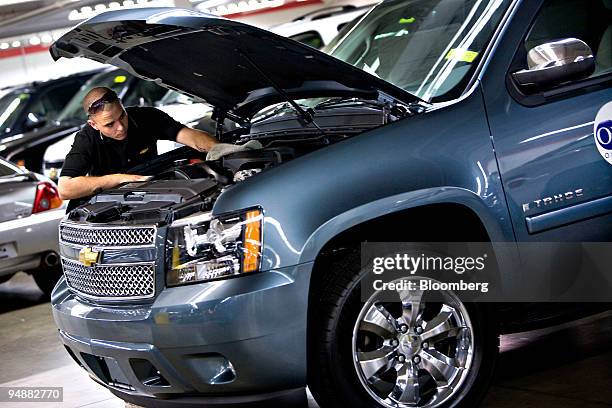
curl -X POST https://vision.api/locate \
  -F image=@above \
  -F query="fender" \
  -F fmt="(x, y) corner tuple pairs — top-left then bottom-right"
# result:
(213, 84), (516, 275)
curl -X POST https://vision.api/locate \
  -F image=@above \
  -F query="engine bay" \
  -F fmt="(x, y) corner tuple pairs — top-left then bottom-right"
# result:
(67, 101), (415, 224)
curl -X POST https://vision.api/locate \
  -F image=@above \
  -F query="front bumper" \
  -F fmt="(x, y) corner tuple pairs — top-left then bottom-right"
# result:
(51, 262), (313, 404)
(0, 207), (64, 276)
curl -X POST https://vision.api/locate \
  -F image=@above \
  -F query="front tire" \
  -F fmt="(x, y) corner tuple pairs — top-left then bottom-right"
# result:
(308, 252), (499, 408)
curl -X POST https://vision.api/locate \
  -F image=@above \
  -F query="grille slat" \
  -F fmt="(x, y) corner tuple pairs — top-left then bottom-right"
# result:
(60, 225), (155, 246)
(62, 258), (155, 299)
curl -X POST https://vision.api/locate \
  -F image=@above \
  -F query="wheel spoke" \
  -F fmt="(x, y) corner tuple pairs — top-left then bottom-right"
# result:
(454, 327), (472, 367)
(420, 305), (457, 342)
(357, 346), (396, 380)
(360, 304), (396, 339)
(390, 361), (421, 404)
(397, 289), (424, 328)
(420, 349), (460, 388)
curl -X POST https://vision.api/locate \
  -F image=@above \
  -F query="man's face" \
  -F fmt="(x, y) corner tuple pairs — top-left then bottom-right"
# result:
(87, 102), (128, 140)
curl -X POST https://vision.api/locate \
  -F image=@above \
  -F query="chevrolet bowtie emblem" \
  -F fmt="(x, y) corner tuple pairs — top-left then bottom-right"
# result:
(79, 247), (100, 267)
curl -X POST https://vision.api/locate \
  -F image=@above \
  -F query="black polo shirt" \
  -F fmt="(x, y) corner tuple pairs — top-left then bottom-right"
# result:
(61, 106), (184, 179)
(61, 106), (184, 211)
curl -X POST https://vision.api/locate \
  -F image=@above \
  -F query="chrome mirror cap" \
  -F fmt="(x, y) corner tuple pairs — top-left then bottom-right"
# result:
(512, 38), (595, 92)
(527, 38), (593, 70)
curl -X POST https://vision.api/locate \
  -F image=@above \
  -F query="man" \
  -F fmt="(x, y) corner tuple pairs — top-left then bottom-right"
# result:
(58, 86), (219, 209)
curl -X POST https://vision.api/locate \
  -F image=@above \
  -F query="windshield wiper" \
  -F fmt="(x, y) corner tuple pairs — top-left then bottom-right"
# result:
(238, 49), (327, 137)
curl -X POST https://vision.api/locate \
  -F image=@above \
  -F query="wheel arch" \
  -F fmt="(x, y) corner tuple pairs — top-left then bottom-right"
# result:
(305, 201), (504, 376)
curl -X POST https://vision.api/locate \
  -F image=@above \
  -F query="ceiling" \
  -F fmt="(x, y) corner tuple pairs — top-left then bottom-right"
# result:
(0, 0), (196, 39)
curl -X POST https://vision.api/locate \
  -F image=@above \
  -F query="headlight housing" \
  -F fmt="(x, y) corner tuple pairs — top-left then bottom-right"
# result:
(166, 208), (262, 286)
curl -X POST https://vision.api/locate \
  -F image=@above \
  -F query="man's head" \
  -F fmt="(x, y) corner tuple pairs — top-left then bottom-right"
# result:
(83, 87), (128, 141)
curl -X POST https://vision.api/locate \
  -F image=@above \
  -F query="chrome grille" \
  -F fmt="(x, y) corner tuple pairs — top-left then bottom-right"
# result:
(62, 258), (155, 299)
(60, 224), (155, 246)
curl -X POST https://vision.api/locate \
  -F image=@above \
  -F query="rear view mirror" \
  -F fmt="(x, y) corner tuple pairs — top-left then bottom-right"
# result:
(512, 38), (595, 93)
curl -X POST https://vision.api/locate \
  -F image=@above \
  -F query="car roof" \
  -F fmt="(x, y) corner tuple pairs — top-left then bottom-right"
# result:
(4, 68), (103, 94)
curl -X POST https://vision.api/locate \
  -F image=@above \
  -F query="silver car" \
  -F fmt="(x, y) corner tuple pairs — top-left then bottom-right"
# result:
(0, 158), (65, 296)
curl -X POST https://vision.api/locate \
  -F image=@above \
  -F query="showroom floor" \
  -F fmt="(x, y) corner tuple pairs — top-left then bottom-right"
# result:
(1, 272), (611, 408)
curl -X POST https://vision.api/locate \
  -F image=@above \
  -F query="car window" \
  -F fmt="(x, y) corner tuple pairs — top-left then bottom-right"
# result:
(289, 31), (324, 48)
(41, 81), (83, 120)
(0, 91), (30, 134)
(159, 90), (195, 106)
(524, 0), (612, 77)
(123, 79), (167, 107)
(330, 0), (510, 102)
(57, 70), (132, 122)
(0, 159), (21, 176)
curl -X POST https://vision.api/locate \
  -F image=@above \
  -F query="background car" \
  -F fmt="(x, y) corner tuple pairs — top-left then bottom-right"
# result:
(0, 70), (96, 142)
(0, 157), (64, 297)
(0, 67), (168, 175)
(270, 5), (371, 48)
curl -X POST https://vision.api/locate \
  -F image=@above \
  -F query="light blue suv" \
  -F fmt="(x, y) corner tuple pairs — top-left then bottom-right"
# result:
(49, 0), (611, 407)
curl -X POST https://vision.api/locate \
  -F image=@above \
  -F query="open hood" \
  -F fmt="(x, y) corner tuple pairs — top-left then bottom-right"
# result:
(50, 8), (421, 120)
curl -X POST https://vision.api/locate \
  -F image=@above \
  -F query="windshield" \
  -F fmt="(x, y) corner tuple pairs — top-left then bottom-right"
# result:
(56, 70), (132, 122)
(159, 90), (195, 106)
(0, 158), (23, 177)
(330, 0), (509, 102)
(0, 90), (30, 134)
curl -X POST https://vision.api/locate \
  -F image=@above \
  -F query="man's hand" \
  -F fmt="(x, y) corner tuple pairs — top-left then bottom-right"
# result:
(58, 174), (150, 200)
(206, 140), (263, 161)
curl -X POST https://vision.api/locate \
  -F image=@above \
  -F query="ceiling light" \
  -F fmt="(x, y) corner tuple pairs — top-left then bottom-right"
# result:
(11, 41), (21, 47)
(29, 37), (41, 45)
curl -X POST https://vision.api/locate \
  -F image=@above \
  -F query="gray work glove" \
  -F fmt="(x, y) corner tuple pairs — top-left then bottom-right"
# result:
(206, 140), (263, 161)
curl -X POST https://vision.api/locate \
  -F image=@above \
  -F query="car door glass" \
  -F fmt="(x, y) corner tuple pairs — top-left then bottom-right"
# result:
(0, 160), (20, 176)
(123, 80), (166, 107)
(0, 91), (30, 134)
(289, 31), (324, 49)
(43, 81), (82, 120)
(524, 0), (612, 78)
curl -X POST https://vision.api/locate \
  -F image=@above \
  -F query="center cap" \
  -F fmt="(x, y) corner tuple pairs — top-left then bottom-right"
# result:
(398, 335), (420, 357)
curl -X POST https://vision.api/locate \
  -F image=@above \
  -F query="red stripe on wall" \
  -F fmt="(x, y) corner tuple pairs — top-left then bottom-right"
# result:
(0, 1), (322, 60)
(0, 44), (50, 60)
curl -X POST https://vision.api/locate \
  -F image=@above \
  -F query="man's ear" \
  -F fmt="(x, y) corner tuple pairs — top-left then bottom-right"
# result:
(87, 118), (99, 131)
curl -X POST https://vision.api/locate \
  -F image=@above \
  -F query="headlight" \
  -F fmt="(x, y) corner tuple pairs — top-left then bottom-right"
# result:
(166, 208), (262, 286)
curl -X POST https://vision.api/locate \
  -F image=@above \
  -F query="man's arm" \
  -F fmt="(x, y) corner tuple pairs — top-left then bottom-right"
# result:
(176, 127), (218, 152)
(58, 174), (149, 200)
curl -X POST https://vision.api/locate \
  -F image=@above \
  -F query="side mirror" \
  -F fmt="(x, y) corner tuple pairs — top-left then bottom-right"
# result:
(512, 38), (595, 93)
(24, 112), (46, 131)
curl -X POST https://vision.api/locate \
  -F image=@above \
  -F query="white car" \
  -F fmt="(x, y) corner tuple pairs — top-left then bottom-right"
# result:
(0, 157), (65, 296)
(270, 5), (372, 49)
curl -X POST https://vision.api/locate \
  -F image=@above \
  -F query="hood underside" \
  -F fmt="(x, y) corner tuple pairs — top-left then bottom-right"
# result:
(50, 8), (420, 120)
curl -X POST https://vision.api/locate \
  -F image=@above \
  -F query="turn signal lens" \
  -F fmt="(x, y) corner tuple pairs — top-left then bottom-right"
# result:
(243, 209), (261, 273)
(32, 182), (62, 213)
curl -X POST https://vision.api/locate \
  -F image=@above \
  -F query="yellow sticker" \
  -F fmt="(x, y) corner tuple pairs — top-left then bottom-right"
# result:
(399, 17), (415, 24)
(139, 147), (149, 155)
(445, 48), (479, 63)
(114, 75), (127, 83)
